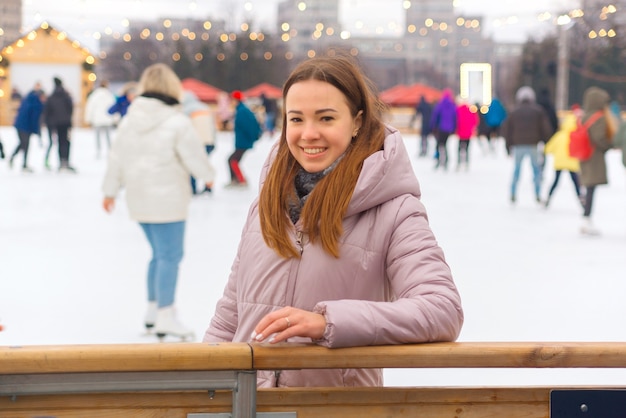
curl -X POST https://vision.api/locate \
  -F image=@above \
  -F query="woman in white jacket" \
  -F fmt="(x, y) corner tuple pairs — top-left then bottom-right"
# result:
(84, 80), (116, 158)
(102, 63), (215, 340)
(204, 55), (462, 387)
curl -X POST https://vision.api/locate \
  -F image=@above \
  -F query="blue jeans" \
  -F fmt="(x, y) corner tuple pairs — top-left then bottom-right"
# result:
(140, 221), (185, 308)
(510, 145), (542, 199)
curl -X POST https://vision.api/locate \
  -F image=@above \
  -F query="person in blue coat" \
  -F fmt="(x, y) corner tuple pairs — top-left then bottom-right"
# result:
(484, 97), (507, 151)
(226, 90), (262, 188)
(10, 85), (45, 172)
(108, 81), (137, 119)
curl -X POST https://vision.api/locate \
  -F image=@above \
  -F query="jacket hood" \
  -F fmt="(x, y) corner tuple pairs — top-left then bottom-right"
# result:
(89, 87), (112, 101)
(122, 96), (182, 132)
(24, 90), (44, 103)
(560, 113), (578, 131)
(181, 91), (208, 115)
(515, 86), (536, 103)
(582, 86), (610, 113)
(346, 126), (421, 216)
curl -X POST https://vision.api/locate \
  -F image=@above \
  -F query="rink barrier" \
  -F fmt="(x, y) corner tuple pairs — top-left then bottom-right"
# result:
(1, 341), (626, 417)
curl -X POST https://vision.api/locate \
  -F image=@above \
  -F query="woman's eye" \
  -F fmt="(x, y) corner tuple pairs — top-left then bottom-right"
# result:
(289, 117), (302, 123)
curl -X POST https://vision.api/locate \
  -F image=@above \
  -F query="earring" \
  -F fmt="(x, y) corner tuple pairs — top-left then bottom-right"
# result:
(352, 130), (359, 139)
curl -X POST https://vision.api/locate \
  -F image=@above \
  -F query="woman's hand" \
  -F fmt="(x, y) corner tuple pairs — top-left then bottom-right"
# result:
(102, 197), (115, 213)
(251, 306), (326, 344)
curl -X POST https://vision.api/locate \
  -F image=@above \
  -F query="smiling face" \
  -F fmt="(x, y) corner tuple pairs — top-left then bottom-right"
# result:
(285, 79), (362, 173)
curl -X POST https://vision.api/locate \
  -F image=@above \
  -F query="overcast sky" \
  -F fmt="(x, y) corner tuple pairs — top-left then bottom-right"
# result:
(20, 0), (579, 50)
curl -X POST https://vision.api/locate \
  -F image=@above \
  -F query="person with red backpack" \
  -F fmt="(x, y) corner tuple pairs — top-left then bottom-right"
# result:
(577, 86), (617, 235)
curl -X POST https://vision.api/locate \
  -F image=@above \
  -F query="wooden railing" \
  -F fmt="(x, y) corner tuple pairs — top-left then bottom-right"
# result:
(1, 342), (625, 417)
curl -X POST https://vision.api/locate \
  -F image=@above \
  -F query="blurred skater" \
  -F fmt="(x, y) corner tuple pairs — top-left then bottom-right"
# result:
(43, 76), (75, 172)
(543, 106), (584, 209)
(455, 98), (478, 171)
(102, 63), (215, 340)
(181, 90), (216, 194)
(9, 84), (45, 173)
(502, 86), (551, 204)
(85, 80), (116, 158)
(430, 89), (457, 170)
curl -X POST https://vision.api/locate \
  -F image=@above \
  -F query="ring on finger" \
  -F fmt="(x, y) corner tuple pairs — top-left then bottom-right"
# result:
(285, 317), (291, 328)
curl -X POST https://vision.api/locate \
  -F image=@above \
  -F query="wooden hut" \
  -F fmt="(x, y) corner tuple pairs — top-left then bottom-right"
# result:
(0, 22), (98, 126)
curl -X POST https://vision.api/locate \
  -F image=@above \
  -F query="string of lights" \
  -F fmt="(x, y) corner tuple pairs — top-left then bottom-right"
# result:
(4, 1), (620, 54)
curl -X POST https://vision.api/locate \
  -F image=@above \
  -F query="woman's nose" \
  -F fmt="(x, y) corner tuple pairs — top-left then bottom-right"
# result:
(300, 122), (319, 140)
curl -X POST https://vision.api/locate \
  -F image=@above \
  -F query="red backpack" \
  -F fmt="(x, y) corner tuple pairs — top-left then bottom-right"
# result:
(569, 110), (603, 161)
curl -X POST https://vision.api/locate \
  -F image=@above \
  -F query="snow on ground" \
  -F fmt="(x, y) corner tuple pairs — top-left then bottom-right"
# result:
(1, 125), (625, 386)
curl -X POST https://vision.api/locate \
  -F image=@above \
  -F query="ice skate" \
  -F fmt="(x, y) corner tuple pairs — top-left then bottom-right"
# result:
(580, 218), (600, 236)
(456, 162), (468, 172)
(154, 306), (195, 342)
(543, 198), (550, 209)
(224, 180), (248, 189)
(143, 301), (157, 334)
(58, 164), (77, 174)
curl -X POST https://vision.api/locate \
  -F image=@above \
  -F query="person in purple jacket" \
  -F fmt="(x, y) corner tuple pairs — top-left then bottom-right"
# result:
(430, 89), (457, 170)
(204, 54), (463, 388)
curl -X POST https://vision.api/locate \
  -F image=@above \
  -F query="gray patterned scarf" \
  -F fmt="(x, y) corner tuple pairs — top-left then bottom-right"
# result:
(288, 157), (343, 224)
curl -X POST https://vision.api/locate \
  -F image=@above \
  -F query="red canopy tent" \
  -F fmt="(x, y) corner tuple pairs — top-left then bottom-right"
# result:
(243, 82), (282, 99)
(181, 78), (224, 103)
(380, 83), (442, 107)
(379, 84), (409, 101)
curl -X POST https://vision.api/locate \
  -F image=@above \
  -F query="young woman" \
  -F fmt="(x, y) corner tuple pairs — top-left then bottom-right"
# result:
(204, 55), (463, 387)
(102, 63), (215, 340)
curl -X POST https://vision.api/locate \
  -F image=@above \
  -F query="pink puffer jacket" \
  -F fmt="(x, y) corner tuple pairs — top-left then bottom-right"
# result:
(204, 126), (464, 387)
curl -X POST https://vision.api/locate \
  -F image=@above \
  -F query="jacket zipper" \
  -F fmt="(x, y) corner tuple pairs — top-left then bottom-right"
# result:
(274, 229), (304, 387)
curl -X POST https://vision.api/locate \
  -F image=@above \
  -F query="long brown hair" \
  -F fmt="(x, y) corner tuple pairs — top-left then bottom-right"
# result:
(259, 54), (388, 258)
